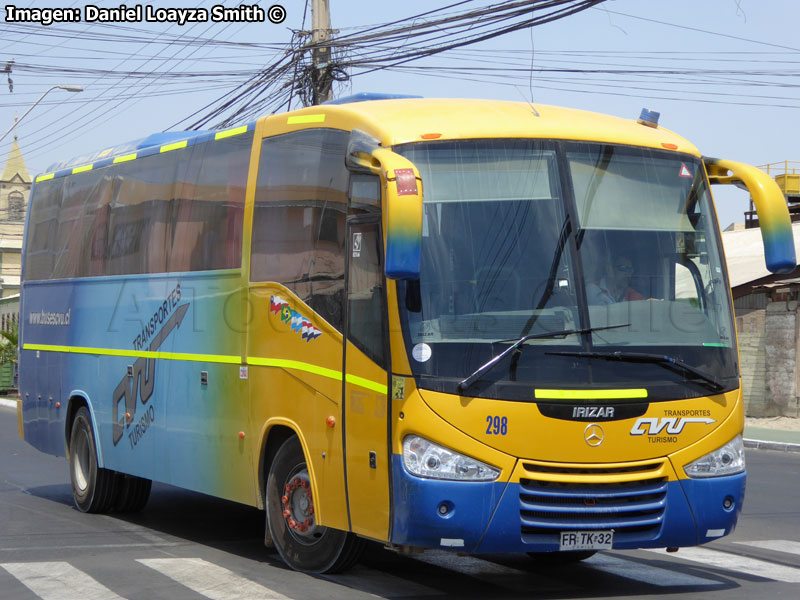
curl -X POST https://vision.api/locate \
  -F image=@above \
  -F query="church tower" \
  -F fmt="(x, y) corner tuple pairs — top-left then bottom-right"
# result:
(0, 135), (30, 297)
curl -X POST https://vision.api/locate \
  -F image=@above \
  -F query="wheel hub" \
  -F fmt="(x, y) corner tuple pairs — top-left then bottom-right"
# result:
(281, 471), (318, 540)
(73, 430), (90, 492)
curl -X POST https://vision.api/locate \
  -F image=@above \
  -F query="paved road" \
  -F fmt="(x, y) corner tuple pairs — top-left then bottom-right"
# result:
(2, 402), (800, 600)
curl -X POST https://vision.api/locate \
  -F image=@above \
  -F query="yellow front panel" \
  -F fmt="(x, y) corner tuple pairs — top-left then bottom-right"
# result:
(418, 388), (740, 466)
(391, 378), (518, 480)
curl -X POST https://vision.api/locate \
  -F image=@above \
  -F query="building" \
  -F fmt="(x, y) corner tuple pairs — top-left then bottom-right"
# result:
(0, 293), (18, 391)
(0, 137), (29, 299)
(724, 161), (800, 417)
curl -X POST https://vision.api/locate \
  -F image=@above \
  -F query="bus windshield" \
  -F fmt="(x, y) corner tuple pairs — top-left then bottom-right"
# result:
(395, 139), (737, 401)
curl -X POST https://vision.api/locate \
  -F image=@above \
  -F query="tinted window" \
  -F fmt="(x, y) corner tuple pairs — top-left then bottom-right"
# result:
(250, 129), (349, 332)
(25, 178), (63, 280)
(167, 134), (251, 272)
(23, 131), (253, 280)
(347, 223), (386, 368)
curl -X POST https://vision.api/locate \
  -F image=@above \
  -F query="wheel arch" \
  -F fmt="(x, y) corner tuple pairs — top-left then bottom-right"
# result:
(256, 419), (308, 511)
(65, 391), (104, 468)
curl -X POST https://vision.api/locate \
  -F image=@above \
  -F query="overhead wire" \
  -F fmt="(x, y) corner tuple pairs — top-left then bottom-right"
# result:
(189, 0), (607, 127)
(5, 0), (800, 171)
(5, 0), (274, 167)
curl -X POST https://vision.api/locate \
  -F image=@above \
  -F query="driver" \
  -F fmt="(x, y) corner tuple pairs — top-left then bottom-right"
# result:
(587, 255), (645, 305)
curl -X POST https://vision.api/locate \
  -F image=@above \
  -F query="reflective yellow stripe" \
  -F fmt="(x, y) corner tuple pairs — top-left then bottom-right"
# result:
(72, 164), (93, 174)
(215, 126), (248, 140)
(36, 173), (54, 182)
(23, 343), (239, 364)
(287, 114), (325, 125)
(160, 141), (187, 153)
(23, 344), (387, 393)
(535, 388), (648, 400)
(346, 373), (388, 394)
(113, 153), (137, 163)
(247, 358), (387, 393)
(248, 356), (342, 382)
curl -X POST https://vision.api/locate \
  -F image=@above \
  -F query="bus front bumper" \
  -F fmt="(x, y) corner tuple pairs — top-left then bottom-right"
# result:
(390, 455), (745, 553)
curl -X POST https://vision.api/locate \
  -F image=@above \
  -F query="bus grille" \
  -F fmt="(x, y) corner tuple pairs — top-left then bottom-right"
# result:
(518, 460), (668, 545)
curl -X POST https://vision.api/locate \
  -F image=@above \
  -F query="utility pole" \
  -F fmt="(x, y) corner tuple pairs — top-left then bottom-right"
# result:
(310, 0), (333, 105)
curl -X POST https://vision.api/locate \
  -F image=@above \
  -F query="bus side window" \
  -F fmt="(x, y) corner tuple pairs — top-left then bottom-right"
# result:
(347, 224), (386, 368)
(348, 174), (380, 215)
(168, 133), (251, 273)
(24, 178), (63, 280)
(250, 129), (349, 332)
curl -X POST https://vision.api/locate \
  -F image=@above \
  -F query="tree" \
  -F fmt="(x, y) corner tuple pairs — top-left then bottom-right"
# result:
(0, 320), (18, 366)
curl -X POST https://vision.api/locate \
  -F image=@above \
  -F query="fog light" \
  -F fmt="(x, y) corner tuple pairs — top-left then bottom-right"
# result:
(437, 501), (454, 518)
(722, 496), (735, 511)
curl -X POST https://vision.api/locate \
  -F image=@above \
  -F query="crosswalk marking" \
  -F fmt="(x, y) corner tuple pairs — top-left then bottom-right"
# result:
(1, 561), (126, 600)
(588, 553), (719, 587)
(645, 547), (800, 583)
(137, 557), (290, 600)
(5, 541), (800, 600)
(735, 539), (800, 556)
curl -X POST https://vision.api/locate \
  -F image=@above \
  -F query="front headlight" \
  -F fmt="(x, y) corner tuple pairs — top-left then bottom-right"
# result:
(683, 435), (745, 478)
(402, 435), (500, 481)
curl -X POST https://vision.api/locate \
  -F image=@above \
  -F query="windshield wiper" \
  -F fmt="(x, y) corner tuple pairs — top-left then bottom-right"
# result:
(544, 350), (725, 393)
(457, 324), (630, 393)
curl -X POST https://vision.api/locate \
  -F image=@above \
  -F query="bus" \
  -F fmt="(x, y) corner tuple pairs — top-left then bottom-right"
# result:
(18, 96), (796, 573)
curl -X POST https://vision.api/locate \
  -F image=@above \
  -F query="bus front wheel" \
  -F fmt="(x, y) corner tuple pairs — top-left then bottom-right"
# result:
(69, 407), (118, 513)
(265, 436), (363, 573)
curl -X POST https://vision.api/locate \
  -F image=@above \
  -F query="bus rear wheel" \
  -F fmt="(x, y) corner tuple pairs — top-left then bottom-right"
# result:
(114, 473), (152, 512)
(265, 436), (364, 573)
(69, 407), (117, 513)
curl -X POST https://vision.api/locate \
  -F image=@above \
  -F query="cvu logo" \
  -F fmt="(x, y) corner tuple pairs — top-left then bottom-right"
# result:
(630, 417), (715, 436)
(112, 303), (189, 446)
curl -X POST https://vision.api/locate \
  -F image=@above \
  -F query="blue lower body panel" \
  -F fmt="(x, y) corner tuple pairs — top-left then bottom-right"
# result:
(390, 456), (745, 553)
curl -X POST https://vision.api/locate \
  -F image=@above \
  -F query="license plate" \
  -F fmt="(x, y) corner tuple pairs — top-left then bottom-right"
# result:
(559, 530), (613, 551)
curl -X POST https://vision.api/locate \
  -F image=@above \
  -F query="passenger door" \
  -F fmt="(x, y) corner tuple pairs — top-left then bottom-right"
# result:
(343, 209), (391, 540)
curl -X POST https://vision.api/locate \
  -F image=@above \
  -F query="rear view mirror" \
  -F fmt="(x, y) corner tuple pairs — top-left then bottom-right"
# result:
(705, 157), (796, 274)
(346, 130), (422, 280)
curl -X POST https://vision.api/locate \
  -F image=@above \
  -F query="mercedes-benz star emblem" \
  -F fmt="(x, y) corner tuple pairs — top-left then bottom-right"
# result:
(584, 423), (604, 447)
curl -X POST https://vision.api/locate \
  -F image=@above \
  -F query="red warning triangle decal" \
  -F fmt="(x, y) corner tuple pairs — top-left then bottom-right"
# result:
(679, 163), (692, 178)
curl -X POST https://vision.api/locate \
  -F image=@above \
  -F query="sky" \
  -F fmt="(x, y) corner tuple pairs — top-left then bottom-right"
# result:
(2, 0), (799, 230)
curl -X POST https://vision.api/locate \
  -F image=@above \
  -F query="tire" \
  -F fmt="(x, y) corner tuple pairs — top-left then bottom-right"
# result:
(114, 473), (152, 512)
(527, 550), (597, 564)
(265, 436), (364, 573)
(69, 406), (118, 513)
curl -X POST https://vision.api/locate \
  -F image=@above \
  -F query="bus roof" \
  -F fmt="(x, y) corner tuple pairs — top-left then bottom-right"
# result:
(36, 123), (257, 182)
(45, 130), (210, 173)
(266, 98), (701, 156)
(36, 97), (700, 182)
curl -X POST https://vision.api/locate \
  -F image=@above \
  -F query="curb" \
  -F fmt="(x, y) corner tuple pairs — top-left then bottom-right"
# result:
(0, 398), (17, 409)
(744, 438), (800, 454)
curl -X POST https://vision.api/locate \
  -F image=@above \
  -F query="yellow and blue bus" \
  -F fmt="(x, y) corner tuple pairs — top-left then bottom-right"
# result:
(18, 96), (796, 573)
